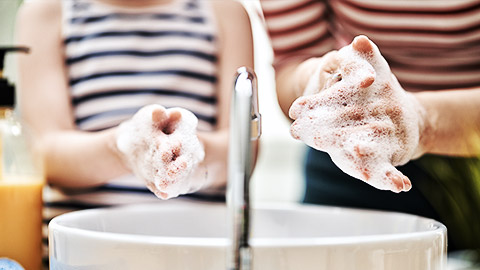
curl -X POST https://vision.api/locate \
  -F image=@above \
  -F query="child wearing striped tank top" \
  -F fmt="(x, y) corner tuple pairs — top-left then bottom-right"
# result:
(15, 0), (254, 266)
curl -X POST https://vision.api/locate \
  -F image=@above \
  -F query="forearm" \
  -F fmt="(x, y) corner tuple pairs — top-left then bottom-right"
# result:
(197, 128), (259, 188)
(43, 128), (130, 188)
(197, 129), (228, 188)
(415, 88), (480, 157)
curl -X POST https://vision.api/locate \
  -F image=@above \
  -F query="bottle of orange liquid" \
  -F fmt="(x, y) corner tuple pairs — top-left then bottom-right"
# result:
(0, 47), (44, 270)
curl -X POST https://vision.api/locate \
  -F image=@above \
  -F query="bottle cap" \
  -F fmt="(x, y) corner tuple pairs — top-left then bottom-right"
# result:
(0, 47), (29, 107)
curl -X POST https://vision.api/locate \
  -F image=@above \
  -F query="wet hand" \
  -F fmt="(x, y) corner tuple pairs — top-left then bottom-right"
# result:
(289, 36), (426, 193)
(116, 105), (205, 199)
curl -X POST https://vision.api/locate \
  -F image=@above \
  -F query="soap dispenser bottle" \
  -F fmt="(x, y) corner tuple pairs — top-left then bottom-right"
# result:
(0, 47), (44, 270)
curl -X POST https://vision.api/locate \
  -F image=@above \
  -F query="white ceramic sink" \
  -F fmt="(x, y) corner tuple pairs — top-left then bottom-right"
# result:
(49, 200), (447, 270)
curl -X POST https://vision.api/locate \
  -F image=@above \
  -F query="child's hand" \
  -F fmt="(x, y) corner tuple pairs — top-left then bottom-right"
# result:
(116, 105), (205, 199)
(289, 36), (426, 193)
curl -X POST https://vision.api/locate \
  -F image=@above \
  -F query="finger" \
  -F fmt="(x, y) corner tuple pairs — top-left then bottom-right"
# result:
(290, 120), (329, 150)
(161, 110), (182, 135)
(305, 52), (342, 95)
(385, 166), (412, 193)
(323, 72), (343, 90)
(353, 144), (373, 158)
(168, 110), (182, 123)
(352, 35), (374, 56)
(339, 105), (365, 122)
(290, 121), (302, 140)
(319, 52), (342, 90)
(289, 96), (313, 120)
(157, 192), (170, 200)
(346, 144), (374, 181)
(351, 35), (391, 74)
(167, 156), (188, 179)
(161, 141), (182, 163)
(361, 122), (395, 137)
(340, 60), (375, 89)
(385, 103), (402, 121)
(359, 74), (375, 88)
(146, 176), (170, 200)
(332, 121), (394, 141)
(170, 153), (196, 196)
(152, 107), (168, 124)
(146, 180), (170, 200)
(152, 107), (175, 135)
(322, 51), (341, 72)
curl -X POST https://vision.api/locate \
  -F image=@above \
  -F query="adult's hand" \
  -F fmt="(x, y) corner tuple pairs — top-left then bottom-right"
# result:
(289, 36), (427, 193)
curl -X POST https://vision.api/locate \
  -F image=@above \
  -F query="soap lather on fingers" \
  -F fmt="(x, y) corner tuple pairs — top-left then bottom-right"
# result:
(289, 35), (427, 193)
(116, 104), (206, 199)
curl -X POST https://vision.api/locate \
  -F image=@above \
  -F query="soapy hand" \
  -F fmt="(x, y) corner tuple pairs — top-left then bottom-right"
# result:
(289, 35), (426, 193)
(116, 104), (205, 199)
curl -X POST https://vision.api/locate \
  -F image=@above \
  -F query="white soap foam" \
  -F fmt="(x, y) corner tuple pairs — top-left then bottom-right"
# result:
(289, 36), (423, 192)
(117, 104), (205, 199)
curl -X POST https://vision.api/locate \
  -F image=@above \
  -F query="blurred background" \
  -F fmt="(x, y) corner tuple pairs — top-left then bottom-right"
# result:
(0, 0), (23, 83)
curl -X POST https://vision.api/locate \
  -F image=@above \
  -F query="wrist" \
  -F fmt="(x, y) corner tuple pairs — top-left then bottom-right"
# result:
(411, 92), (436, 157)
(106, 127), (132, 173)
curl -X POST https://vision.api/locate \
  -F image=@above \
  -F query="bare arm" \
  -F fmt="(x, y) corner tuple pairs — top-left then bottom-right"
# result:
(415, 88), (480, 157)
(16, 0), (129, 188)
(201, 0), (255, 187)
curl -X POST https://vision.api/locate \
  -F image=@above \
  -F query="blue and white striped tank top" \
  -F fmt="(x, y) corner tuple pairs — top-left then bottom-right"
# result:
(63, 0), (219, 132)
(42, 0), (222, 265)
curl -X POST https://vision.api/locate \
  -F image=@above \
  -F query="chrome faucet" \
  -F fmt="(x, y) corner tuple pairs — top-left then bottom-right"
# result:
(227, 67), (261, 270)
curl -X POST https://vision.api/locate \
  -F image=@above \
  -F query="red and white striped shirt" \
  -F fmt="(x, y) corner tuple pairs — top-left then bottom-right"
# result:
(260, 0), (480, 91)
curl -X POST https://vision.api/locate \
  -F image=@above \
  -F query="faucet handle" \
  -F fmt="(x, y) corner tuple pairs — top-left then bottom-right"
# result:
(251, 115), (261, 141)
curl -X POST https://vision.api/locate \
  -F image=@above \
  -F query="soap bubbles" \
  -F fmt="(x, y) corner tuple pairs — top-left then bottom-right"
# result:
(289, 36), (426, 193)
(116, 104), (205, 199)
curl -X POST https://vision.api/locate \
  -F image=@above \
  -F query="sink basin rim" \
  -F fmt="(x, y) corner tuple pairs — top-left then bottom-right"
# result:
(48, 202), (447, 248)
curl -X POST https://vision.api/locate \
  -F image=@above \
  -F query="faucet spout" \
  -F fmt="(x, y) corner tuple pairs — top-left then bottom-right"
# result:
(227, 67), (261, 270)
